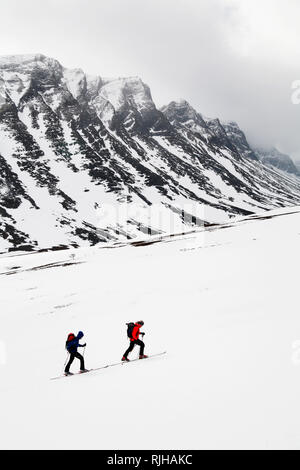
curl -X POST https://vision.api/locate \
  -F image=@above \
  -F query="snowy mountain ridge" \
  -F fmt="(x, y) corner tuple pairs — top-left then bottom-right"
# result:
(254, 146), (300, 176)
(1, 53), (300, 252)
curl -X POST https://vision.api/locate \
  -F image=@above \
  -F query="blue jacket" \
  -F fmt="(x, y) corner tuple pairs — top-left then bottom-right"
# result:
(66, 331), (85, 354)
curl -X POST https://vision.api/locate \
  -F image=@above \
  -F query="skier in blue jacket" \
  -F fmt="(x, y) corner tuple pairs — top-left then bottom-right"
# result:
(64, 331), (88, 375)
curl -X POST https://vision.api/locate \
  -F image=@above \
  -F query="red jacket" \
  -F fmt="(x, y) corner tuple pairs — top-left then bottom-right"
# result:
(131, 323), (142, 341)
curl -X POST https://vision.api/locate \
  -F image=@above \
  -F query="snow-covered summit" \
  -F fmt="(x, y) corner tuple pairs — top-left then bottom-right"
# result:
(0, 53), (46, 65)
(161, 99), (202, 123)
(0, 53), (62, 72)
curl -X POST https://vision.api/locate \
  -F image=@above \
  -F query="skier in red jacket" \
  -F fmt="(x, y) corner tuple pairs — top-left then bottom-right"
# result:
(122, 321), (148, 361)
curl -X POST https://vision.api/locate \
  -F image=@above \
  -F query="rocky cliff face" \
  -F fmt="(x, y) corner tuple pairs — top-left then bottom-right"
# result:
(295, 160), (300, 173)
(254, 147), (300, 176)
(0, 54), (300, 252)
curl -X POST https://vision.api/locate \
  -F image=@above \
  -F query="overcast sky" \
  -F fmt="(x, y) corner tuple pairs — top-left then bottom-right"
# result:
(1, 0), (300, 159)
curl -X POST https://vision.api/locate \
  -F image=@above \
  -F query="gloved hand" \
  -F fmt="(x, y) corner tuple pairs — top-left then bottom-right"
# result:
(82, 343), (87, 347)
(141, 332), (145, 337)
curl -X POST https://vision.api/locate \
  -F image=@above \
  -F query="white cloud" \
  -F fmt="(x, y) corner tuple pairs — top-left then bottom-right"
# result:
(223, 0), (300, 65)
(0, 0), (300, 158)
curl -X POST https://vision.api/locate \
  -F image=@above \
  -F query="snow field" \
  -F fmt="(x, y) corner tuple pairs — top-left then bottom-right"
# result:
(0, 207), (300, 449)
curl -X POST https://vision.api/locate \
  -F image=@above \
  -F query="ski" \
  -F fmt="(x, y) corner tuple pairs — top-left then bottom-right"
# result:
(104, 351), (167, 369)
(50, 351), (166, 380)
(50, 366), (106, 380)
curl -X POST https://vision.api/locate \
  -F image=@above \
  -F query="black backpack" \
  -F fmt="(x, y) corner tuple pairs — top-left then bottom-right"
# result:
(126, 322), (135, 339)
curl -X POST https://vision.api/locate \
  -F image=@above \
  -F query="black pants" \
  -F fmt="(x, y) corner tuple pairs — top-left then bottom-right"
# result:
(65, 351), (85, 373)
(123, 339), (145, 359)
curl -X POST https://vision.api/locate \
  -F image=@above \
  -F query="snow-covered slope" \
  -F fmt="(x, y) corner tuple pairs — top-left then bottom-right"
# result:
(0, 206), (300, 449)
(1, 54), (300, 252)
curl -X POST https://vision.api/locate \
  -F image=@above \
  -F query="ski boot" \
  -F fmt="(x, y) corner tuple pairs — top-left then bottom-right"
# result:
(122, 356), (130, 362)
(64, 371), (73, 376)
(79, 369), (89, 373)
(139, 354), (148, 359)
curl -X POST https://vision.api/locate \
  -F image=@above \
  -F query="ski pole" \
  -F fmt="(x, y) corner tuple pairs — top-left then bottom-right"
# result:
(62, 352), (70, 374)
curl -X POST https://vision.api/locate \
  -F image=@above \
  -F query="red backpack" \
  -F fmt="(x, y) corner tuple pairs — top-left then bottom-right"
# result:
(65, 333), (75, 350)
